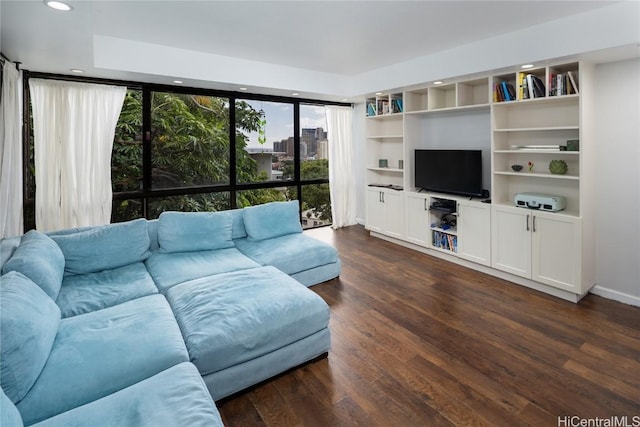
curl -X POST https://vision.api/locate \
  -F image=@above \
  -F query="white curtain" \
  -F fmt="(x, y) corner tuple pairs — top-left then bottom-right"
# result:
(29, 79), (126, 231)
(325, 105), (356, 229)
(0, 61), (23, 239)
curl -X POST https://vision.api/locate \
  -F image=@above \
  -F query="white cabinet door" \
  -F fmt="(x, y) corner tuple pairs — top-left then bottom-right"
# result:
(491, 205), (531, 278)
(366, 188), (404, 238)
(383, 190), (404, 239)
(531, 213), (581, 292)
(405, 193), (430, 246)
(366, 188), (385, 233)
(457, 201), (491, 266)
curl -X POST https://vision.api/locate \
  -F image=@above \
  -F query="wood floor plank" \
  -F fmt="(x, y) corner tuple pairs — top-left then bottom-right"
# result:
(218, 225), (640, 426)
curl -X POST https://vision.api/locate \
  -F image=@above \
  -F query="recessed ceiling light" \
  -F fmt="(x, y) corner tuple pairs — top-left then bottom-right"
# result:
(69, 69), (84, 73)
(433, 81), (443, 85)
(291, 92), (299, 96)
(375, 92), (383, 95)
(45, 1), (72, 11)
(173, 80), (183, 84)
(239, 87), (248, 91)
(521, 64), (534, 69)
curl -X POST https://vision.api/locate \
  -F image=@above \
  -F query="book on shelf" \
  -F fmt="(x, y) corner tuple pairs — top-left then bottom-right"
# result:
(518, 72), (528, 100)
(501, 81), (512, 101)
(377, 99), (390, 115)
(432, 230), (457, 252)
(495, 81), (516, 102)
(390, 98), (403, 113)
(367, 103), (376, 116)
(549, 71), (579, 96)
(567, 71), (579, 94)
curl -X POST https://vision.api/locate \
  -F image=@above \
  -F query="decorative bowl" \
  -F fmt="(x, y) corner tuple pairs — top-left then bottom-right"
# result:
(511, 164), (523, 172)
(549, 159), (568, 175)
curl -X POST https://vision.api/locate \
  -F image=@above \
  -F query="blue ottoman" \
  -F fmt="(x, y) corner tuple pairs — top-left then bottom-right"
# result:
(165, 266), (331, 400)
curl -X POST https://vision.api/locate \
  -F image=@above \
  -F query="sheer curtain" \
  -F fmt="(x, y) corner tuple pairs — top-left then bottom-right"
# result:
(29, 79), (126, 231)
(325, 105), (356, 229)
(0, 60), (23, 238)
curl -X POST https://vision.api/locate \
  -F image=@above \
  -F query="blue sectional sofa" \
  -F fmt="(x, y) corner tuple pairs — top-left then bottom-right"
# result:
(0, 201), (340, 426)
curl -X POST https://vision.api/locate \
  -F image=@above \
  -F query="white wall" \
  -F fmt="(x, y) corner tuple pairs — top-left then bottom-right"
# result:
(592, 58), (640, 305)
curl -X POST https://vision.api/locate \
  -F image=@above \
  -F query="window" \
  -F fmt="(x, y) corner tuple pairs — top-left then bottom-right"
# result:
(147, 192), (230, 219)
(151, 92), (230, 188)
(23, 74), (346, 230)
(236, 100), (293, 184)
(112, 89), (143, 193)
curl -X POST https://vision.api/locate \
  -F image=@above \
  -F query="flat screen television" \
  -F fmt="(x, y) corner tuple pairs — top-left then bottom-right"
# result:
(414, 149), (483, 197)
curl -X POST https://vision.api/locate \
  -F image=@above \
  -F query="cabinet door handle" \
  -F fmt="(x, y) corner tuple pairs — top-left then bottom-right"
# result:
(526, 214), (530, 231)
(457, 203), (460, 217)
(424, 199), (428, 211)
(381, 192), (385, 203)
(532, 215), (536, 232)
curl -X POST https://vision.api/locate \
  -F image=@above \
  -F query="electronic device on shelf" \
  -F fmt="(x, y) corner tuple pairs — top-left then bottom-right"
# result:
(429, 198), (457, 214)
(415, 149), (483, 197)
(514, 193), (566, 212)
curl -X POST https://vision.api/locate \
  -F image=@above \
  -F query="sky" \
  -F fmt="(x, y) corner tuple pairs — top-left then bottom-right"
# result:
(242, 101), (327, 149)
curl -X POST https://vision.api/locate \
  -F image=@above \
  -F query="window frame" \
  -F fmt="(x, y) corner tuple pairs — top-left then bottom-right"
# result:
(22, 71), (349, 229)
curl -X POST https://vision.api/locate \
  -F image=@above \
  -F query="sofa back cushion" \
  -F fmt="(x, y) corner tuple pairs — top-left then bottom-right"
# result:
(1, 387), (23, 427)
(242, 201), (303, 241)
(228, 209), (247, 240)
(0, 272), (61, 404)
(1, 230), (65, 300)
(157, 211), (234, 253)
(51, 219), (151, 275)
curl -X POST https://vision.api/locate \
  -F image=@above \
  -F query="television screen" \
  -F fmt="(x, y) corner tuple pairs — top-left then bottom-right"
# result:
(414, 149), (483, 197)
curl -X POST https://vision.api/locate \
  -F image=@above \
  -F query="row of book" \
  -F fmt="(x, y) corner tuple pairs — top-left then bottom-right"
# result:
(519, 73), (546, 99)
(432, 231), (457, 253)
(494, 81), (516, 102)
(549, 71), (579, 96)
(366, 98), (403, 116)
(494, 70), (579, 102)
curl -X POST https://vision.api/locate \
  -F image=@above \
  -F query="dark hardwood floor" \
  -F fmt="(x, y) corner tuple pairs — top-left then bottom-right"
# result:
(218, 225), (640, 426)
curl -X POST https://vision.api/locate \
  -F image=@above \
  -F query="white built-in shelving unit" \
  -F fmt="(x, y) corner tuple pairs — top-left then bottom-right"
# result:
(363, 61), (595, 302)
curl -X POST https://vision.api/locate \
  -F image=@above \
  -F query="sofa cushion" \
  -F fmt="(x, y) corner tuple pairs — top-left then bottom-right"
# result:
(0, 272), (61, 404)
(158, 211), (234, 253)
(2, 230), (65, 300)
(242, 201), (302, 241)
(228, 208), (247, 240)
(166, 266), (330, 375)
(235, 233), (338, 275)
(30, 363), (223, 427)
(145, 248), (260, 293)
(1, 388), (23, 427)
(51, 219), (151, 275)
(16, 295), (189, 425)
(55, 262), (158, 318)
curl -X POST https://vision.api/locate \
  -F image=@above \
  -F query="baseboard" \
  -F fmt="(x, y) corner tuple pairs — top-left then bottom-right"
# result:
(589, 285), (640, 307)
(355, 217), (365, 226)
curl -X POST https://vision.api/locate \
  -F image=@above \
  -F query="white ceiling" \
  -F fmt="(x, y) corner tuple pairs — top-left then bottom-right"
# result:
(0, 0), (632, 99)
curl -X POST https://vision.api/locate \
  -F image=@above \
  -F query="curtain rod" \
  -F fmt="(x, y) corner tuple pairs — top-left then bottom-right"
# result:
(0, 52), (21, 70)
